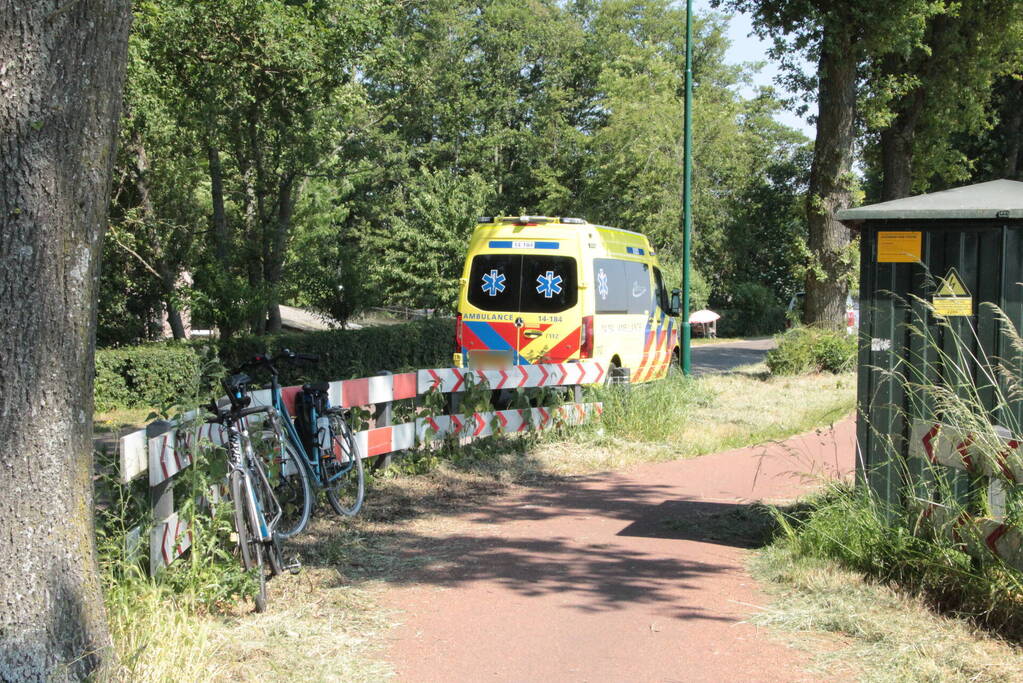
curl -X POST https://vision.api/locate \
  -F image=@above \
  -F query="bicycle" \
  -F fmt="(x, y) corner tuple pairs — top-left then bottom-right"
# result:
(235, 352), (316, 538)
(244, 350), (364, 519)
(205, 373), (290, 612)
(294, 382), (365, 516)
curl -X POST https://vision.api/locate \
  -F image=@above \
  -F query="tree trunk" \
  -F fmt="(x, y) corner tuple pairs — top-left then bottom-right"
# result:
(265, 177), (297, 335)
(880, 68), (924, 201)
(1002, 80), (1023, 179)
(131, 127), (187, 340)
(804, 25), (856, 329)
(208, 144), (229, 262)
(0, 1), (131, 680)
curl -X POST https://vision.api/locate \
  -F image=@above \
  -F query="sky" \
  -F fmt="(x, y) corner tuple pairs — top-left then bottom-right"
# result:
(692, 0), (815, 138)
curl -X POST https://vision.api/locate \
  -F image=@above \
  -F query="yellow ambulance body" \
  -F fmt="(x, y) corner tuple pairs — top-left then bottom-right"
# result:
(454, 216), (679, 383)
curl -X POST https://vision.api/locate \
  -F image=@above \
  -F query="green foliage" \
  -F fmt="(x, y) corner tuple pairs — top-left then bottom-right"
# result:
(96, 320), (454, 411)
(591, 369), (713, 444)
(772, 483), (1023, 637)
(363, 168), (495, 310)
(714, 281), (787, 337)
(217, 318), (455, 386)
(95, 345), (205, 412)
(765, 325), (857, 375)
(106, 0), (823, 343)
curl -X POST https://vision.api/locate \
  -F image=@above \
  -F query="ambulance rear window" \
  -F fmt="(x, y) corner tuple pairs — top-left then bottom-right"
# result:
(468, 254), (577, 313)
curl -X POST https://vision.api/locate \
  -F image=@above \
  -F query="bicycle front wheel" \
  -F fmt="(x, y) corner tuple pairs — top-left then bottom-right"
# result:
(230, 469), (267, 612)
(254, 414), (313, 538)
(230, 470), (256, 570)
(324, 412), (365, 517)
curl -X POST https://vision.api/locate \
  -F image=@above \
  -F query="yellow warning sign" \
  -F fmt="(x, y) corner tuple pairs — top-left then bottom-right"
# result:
(877, 231), (922, 262)
(933, 268), (972, 317)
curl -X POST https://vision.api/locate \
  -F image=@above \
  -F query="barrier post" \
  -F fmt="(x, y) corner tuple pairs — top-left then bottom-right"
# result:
(372, 370), (394, 471)
(147, 419), (174, 575)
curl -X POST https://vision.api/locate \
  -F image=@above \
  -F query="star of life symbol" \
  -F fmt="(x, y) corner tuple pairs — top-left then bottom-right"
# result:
(482, 269), (506, 296)
(536, 270), (563, 298)
(597, 268), (609, 300)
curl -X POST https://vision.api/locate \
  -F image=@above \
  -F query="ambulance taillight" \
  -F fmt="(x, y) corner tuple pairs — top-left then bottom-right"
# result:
(580, 315), (594, 358)
(454, 313), (463, 351)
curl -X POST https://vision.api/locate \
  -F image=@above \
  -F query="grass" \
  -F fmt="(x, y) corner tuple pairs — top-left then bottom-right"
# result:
(530, 363), (856, 476)
(751, 546), (1023, 682)
(103, 571), (394, 682)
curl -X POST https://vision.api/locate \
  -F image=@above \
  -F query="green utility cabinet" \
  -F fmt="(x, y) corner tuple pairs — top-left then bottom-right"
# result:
(837, 180), (1023, 506)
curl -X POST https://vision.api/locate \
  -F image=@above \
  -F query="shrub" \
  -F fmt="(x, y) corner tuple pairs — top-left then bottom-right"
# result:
(95, 345), (204, 411)
(95, 318), (455, 411)
(713, 282), (786, 337)
(766, 325), (856, 375)
(95, 351), (132, 412)
(215, 317), (455, 387)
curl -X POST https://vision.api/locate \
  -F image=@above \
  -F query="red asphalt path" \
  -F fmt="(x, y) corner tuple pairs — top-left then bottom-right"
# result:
(382, 419), (856, 682)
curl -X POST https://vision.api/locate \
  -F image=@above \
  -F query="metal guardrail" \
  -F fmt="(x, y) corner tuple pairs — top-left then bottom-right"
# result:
(908, 419), (1023, 570)
(118, 361), (607, 573)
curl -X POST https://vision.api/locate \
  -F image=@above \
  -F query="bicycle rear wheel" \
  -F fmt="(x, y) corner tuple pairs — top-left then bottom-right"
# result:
(254, 412), (313, 538)
(324, 412), (365, 517)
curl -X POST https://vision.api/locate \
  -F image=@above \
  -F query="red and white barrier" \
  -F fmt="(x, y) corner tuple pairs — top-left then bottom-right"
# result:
(116, 362), (606, 574)
(909, 420), (1023, 481)
(354, 421), (417, 459)
(418, 361), (606, 394)
(416, 403), (603, 441)
(910, 419), (1023, 570)
(917, 503), (1023, 571)
(150, 511), (191, 574)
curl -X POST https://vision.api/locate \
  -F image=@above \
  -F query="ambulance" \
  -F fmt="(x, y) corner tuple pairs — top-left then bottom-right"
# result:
(454, 216), (681, 383)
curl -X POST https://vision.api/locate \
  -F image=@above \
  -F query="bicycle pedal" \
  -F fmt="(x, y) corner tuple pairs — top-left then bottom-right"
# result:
(286, 557), (302, 575)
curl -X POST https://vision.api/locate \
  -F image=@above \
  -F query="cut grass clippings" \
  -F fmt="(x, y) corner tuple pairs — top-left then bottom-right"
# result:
(751, 547), (1023, 682)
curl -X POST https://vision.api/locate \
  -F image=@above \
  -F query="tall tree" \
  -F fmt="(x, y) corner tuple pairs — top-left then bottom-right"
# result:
(141, 0), (387, 334)
(866, 0), (1023, 199)
(721, 0), (942, 327)
(0, 1), (131, 679)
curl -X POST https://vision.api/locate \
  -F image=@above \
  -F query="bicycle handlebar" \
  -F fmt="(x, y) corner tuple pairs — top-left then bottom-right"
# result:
(205, 402), (274, 424)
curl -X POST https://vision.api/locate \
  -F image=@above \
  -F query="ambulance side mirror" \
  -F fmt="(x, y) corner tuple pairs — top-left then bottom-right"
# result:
(669, 288), (681, 317)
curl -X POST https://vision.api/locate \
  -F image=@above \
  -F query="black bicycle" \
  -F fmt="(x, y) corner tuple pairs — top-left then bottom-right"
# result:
(206, 374), (291, 612)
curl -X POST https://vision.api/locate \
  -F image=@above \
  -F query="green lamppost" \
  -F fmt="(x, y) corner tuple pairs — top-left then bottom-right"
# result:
(681, 0), (693, 374)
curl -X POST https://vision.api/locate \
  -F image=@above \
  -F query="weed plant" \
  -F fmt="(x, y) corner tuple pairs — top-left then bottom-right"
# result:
(94, 352), (269, 679)
(770, 293), (1023, 637)
(587, 368), (712, 444)
(766, 325), (857, 375)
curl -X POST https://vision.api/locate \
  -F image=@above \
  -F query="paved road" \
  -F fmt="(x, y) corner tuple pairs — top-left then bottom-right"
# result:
(690, 338), (776, 375)
(383, 420), (856, 682)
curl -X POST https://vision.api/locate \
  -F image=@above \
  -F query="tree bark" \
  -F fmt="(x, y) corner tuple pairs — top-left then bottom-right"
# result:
(130, 127), (186, 339)
(1002, 80), (1023, 180)
(208, 144), (229, 262)
(265, 177), (297, 334)
(0, 1), (131, 680)
(804, 24), (856, 329)
(880, 57), (924, 201)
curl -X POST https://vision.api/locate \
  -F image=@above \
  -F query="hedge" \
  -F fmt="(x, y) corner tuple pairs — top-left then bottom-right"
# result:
(217, 317), (455, 387)
(94, 318), (455, 411)
(95, 345), (204, 412)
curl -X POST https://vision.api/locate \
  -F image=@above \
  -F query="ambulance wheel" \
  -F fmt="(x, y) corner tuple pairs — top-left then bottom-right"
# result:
(670, 348), (682, 374)
(491, 389), (513, 410)
(606, 363), (630, 386)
